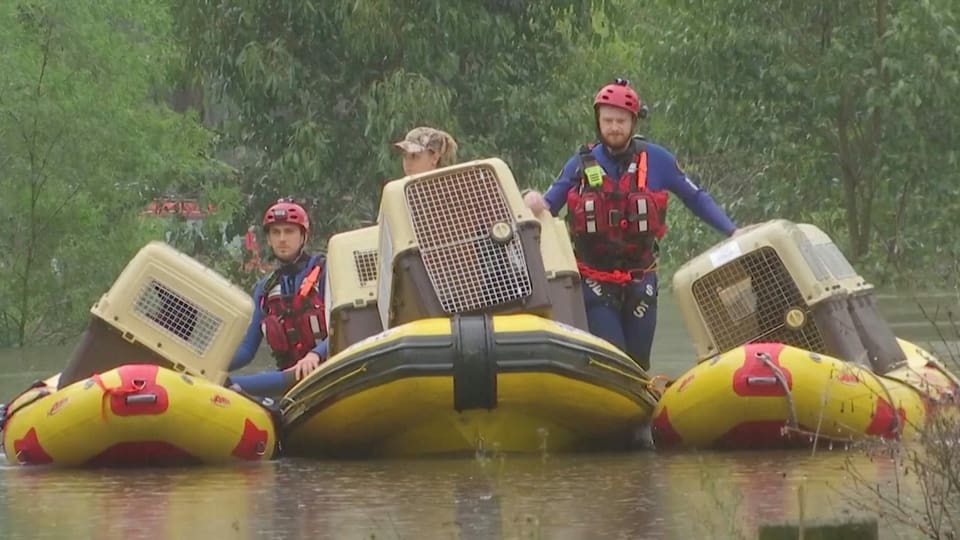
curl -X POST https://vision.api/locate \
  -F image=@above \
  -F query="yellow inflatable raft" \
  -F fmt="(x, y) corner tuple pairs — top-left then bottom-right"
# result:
(1, 364), (278, 466)
(651, 219), (960, 450)
(281, 314), (659, 458)
(1, 241), (280, 467)
(650, 340), (956, 449)
(284, 158), (659, 458)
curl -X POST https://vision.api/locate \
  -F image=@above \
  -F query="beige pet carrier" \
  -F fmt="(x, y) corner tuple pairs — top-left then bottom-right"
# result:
(375, 158), (586, 331)
(324, 226), (384, 357)
(797, 224), (906, 373)
(58, 241), (254, 388)
(673, 219), (902, 370)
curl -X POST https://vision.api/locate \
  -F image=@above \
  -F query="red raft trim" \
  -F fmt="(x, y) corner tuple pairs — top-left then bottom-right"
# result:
(12, 427), (54, 465)
(232, 418), (270, 460)
(85, 441), (201, 467)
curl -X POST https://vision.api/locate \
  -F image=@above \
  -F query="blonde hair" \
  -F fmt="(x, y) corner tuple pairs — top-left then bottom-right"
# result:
(436, 131), (458, 167)
(394, 126), (459, 169)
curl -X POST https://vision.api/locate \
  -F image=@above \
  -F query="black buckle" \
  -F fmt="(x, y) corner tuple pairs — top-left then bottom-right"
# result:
(608, 209), (622, 226)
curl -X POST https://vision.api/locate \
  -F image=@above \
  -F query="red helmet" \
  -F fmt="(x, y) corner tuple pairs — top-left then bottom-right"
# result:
(262, 198), (309, 233)
(594, 78), (647, 119)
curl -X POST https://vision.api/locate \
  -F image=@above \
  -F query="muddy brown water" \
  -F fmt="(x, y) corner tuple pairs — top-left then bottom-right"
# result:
(1, 292), (957, 539)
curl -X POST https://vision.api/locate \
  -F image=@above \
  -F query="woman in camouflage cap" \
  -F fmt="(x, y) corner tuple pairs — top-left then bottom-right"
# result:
(393, 126), (459, 175)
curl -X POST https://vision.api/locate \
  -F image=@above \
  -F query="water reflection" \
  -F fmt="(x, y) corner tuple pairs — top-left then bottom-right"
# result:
(0, 464), (275, 540)
(0, 295), (954, 539)
(292, 455), (669, 540)
(658, 450), (902, 539)
(0, 435), (931, 539)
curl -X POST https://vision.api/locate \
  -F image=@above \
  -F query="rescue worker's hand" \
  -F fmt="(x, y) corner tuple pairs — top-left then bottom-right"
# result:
(289, 352), (322, 381)
(523, 190), (548, 214)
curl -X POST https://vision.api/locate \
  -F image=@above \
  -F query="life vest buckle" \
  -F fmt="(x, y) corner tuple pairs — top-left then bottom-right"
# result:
(608, 209), (623, 227)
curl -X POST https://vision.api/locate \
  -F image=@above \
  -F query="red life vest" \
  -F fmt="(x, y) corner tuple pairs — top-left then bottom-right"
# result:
(565, 142), (668, 272)
(259, 258), (327, 370)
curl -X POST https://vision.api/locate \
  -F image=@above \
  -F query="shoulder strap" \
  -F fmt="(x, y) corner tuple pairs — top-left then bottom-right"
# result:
(577, 143), (604, 189)
(621, 138), (648, 193)
(258, 271), (281, 308)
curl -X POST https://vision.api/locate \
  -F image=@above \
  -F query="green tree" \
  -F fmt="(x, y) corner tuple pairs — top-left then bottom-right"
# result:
(639, 0), (960, 286)
(171, 0), (629, 240)
(0, 0), (218, 347)
(171, 0), (960, 290)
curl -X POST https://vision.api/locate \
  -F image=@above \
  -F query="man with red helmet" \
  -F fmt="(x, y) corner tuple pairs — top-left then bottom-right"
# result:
(523, 78), (738, 370)
(227, 198), (327, 396)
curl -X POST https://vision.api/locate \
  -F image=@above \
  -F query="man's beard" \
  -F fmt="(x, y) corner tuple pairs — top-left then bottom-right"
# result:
(601, 133), (631, 152)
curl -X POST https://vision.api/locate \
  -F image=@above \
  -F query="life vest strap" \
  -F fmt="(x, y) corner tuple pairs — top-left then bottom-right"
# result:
(576, 260), (657, 285)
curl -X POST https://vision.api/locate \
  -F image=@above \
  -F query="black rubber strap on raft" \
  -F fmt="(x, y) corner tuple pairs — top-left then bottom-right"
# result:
(451, 314), (498, 411)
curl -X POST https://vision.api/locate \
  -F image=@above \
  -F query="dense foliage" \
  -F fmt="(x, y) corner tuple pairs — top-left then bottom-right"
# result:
(2, 0), (958, 346)
(0, 0), (219, 346)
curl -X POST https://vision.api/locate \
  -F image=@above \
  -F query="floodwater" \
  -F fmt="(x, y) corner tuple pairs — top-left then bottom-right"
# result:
(1, 292), (957, 539)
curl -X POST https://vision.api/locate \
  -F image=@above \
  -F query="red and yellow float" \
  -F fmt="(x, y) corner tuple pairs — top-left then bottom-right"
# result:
(651, 340), (958, 450)
(2, 364), (278, 466)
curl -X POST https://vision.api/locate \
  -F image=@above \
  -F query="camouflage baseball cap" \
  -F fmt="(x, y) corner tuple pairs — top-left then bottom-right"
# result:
(393, 127), (447, 153)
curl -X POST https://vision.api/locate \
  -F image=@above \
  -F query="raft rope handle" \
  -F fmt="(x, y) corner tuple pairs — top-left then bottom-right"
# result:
(587, 358), (664, 398)
(588, 358), (647, 383)
(280, 364), (368, 411)
(0, 380), (53, 432)
(756, 351), (799, 430)
(647, 375), (671, 398)
(91, 375), (149, 421)
(901, 361), (959, 404)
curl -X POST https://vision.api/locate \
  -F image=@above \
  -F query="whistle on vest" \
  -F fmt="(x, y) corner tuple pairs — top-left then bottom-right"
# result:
(584, 163), (604, 188)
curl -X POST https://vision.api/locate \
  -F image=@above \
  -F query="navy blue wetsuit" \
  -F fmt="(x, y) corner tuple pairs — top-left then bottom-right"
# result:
(228, 255), (327, 396)
(542, 140), (736, 369)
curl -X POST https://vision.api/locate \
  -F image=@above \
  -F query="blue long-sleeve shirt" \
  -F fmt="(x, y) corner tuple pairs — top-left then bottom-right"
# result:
(228, 255), (328, 395)
(543, 140), (737, 236)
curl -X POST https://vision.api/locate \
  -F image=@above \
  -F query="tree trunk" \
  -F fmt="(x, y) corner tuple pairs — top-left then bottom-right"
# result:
(855, 0), (889, 261)
(887, 176), (915, 267)
(836, 88), (864, 260)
